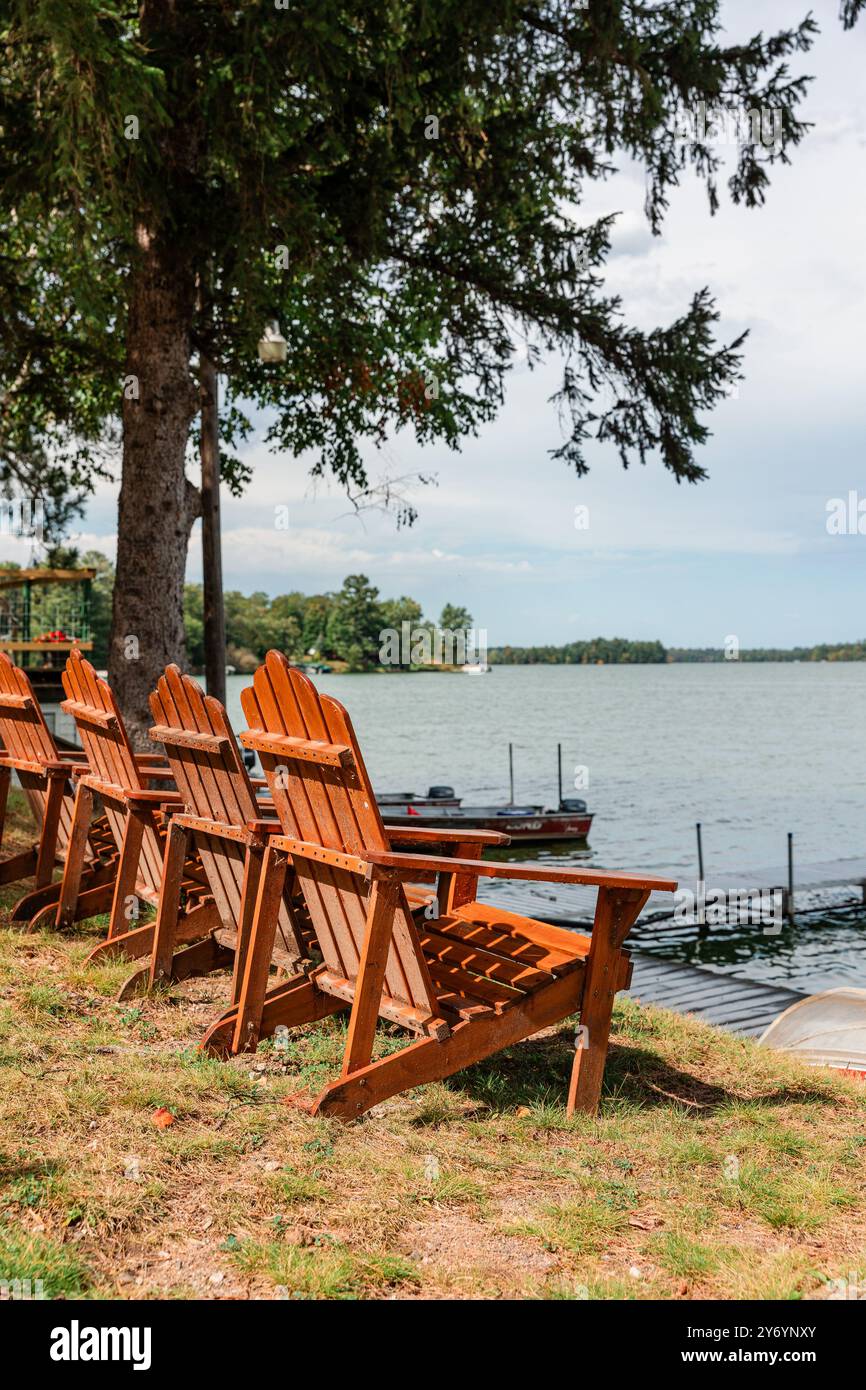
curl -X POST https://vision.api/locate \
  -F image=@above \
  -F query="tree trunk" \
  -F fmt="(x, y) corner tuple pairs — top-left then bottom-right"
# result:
(109, 225), (200, 747)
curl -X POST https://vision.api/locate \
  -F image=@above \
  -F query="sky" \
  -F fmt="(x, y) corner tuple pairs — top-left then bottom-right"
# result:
(20, 0), (866, 648)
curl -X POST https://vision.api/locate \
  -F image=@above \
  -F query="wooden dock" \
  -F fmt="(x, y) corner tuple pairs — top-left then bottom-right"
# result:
(624, 955), (806, 1036)
(485, 852), (866, 927)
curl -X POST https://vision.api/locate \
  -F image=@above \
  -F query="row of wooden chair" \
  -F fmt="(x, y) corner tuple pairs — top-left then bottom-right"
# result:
(0, 648), (676, 1121)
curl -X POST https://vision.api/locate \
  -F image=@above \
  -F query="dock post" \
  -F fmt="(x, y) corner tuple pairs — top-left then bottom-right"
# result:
(557, 742), (563, 808)
(784, 831), (795, 924)
(696, 822), (706, 931)
(508, 743), (514, 805)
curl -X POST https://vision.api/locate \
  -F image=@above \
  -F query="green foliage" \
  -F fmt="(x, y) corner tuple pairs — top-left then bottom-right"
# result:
(439, 603), (473, 632)
(491, 638), (668, 664)
(4, 0), (859, 536)
(78, 555), (866, 669)
(325, 575), (386, 670)
(668, 644), (866, 662)
(494, 639), (866, 664)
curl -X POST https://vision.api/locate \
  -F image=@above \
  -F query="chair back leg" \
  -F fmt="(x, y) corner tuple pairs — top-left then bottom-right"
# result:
(567, 886), (649, 1116)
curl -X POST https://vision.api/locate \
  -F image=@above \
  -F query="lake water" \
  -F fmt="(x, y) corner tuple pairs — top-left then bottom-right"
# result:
(225, 663), (866, 993)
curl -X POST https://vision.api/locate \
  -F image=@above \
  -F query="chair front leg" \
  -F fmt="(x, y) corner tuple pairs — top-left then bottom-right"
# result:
(34, 773), (66, 889)
(0, 766), (10, 855)
(567, 885), (650, 1117)
(106, 808), (147, 940)
(148, 820), (191, 988)
(56, 782), (94, 927)
(231, 844), (288, 1054)
(229, 842), (265, 1007)
(341, 875), (401, 1078)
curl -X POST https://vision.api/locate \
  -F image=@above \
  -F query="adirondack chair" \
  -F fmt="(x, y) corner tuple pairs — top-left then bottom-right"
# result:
(0, 652), (118, 927)
(57, 650), (217, 965)
(125, 666), (459, 1006)
(201, 652), (677, 1120)
(115, 664), (311, 1000)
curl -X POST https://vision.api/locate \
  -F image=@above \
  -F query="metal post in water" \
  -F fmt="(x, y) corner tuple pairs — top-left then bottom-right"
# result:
(696, 822), (706, 932)
(786, 831), (795, 923)
(557, 742), (563, 808)
(508, 743), (514, 805)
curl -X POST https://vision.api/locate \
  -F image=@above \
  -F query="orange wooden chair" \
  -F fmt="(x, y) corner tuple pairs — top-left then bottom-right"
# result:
(57, 651), (216, 966)
(116, 665), (311, 1000)
(131, 666), (463, 1013)
(201, 652), (677, 1121)
(0, 652), (118, 927)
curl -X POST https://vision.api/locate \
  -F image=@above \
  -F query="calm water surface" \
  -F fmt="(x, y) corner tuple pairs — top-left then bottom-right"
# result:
(225, 663), (866, 991)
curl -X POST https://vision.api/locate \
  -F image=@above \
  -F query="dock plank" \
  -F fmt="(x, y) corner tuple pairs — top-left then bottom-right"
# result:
(626, 956), (806, 1036)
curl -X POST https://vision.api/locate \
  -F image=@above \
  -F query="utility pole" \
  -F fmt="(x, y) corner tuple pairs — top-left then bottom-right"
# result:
(200, 351), (226, 705)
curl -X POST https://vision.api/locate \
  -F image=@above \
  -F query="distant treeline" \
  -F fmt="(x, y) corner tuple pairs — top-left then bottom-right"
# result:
(489, 639), (667, 665)
(666, 644), (866, 663)
(6, 552), (864, 670)
(490, 640), (866, 664)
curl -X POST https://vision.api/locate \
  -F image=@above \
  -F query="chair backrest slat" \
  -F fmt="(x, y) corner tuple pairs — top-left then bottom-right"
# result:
(241, 652), (437, 1014)
(0, 653), (77, 851)
(0, 654), (58, 767)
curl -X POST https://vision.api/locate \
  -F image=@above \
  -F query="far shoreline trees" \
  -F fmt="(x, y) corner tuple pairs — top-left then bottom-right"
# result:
(9, 552), (857, 671)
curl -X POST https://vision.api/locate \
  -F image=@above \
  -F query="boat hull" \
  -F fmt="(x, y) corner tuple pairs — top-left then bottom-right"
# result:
(759, 988), (866, 1078)
(381, 807), (593, 844)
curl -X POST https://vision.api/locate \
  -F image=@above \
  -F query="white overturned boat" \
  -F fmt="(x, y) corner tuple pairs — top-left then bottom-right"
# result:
(760, 988), (866, 1079)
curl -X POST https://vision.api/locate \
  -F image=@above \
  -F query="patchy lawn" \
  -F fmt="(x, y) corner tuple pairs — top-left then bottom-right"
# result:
(0, 795), (864, 1300)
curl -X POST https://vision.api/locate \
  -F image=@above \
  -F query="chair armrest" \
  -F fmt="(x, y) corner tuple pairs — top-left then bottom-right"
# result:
(124, 789), (185, 807)
(138, 766), (175, 784)
(383, 824), (510, 847)
(245, 818), (285, 836)
(365, 849), (677, 893)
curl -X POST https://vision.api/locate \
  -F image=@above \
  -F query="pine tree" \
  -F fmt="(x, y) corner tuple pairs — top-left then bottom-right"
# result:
(1, 1), (862, 737)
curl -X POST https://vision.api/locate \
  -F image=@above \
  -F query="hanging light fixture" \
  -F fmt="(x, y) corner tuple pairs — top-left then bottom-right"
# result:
(257, 320), (288, 363)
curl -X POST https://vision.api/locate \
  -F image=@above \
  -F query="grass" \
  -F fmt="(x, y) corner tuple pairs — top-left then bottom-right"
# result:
(0, 792), (864, 1300)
